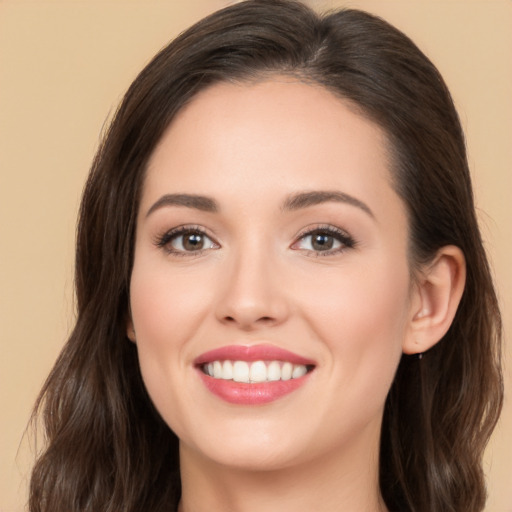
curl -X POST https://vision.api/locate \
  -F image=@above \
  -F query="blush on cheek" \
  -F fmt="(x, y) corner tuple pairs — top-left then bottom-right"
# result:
(304, 265), (408, 376)
(130, 263), (208, 337)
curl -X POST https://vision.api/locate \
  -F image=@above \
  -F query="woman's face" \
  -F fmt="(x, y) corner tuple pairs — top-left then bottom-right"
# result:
(129, 79), (417, 471)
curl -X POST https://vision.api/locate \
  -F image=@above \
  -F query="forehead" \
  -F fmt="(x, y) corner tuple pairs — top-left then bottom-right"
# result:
(143, 79), (400, 220)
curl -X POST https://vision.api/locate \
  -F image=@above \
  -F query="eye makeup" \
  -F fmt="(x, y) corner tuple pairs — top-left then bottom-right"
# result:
(153, 221), (357, 259)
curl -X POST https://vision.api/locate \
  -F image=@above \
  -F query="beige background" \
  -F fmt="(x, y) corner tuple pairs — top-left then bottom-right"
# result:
(1, 1), (510, 511)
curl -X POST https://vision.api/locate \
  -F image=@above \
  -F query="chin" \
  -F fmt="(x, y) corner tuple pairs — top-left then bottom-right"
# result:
(186, 441), (309, 473)
(177, 415), (317, 472)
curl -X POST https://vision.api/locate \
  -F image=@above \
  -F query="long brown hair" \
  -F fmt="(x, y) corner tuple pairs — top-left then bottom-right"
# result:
(30, 1), (503, 511)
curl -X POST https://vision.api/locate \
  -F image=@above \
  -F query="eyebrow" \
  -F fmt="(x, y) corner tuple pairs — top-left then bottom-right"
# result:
(282, 190), (374, 218)
(146, 194), (219, 217)
(145, 190), (373, 218)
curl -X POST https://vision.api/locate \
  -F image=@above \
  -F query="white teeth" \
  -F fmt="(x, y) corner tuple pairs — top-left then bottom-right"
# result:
(267, 361), (281, 381)
(292, 364), (307, 379)
(213, 361), (223, 379)
(203, 360), (310, 383)
(281, 362), (293, 381)
(249, 360), (267, 383)
(222, 360), (233, 380)
(233, 361), (250, 383)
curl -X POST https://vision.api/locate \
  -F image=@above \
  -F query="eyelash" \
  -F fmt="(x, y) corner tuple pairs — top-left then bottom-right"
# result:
(154, 225), (219, 257)
(292, 224), (356, 257)
(154, 224), (356, 257)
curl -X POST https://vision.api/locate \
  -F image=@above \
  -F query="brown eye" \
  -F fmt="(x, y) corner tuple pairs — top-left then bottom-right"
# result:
(292, 227), (355, 255)
(181, 232), (205, 251)
(296, 230), (342, 252)
(311, 233), (335, 251)
(163, 229), (218, 254)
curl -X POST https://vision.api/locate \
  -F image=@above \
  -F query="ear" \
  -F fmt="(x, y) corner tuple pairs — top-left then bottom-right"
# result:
(126, 317), (136, 343)
(403, 245), (466, 355)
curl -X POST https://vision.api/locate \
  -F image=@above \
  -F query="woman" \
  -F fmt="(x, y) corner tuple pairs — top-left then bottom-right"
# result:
(29, 1), (503, 511)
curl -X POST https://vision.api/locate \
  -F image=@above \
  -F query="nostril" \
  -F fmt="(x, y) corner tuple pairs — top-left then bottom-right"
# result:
(222, 314), (277, 327)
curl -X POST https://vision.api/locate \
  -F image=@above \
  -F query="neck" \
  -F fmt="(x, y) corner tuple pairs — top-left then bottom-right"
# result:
(178, 430), (387, 512)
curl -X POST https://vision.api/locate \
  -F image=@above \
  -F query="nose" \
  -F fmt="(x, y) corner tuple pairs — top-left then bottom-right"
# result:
(214, 249), (290, 331)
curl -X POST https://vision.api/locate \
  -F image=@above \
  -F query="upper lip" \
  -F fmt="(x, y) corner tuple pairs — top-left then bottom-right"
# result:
(194, 344), (316, 366)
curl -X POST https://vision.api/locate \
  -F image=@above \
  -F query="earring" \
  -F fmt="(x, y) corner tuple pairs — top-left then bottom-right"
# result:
(418, 353), (423, 360)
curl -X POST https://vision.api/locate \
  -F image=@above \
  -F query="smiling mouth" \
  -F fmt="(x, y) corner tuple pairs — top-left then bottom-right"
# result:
(201, 360), (315, 383)
(194, 344), (316, 404)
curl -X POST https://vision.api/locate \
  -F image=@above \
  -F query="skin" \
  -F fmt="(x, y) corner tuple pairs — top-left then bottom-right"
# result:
(128, 79), (465, 512)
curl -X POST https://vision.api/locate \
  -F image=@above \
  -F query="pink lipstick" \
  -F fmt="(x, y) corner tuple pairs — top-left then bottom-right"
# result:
(194, 344), (315, 405)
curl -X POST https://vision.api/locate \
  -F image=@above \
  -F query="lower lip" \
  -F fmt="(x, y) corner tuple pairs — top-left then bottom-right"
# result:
(197, 371), (311, 405)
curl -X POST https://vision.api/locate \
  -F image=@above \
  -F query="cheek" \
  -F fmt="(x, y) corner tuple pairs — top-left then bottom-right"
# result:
(130, 260), (213, 347)
(304, 257), (409, 334)
(128, 260), (214, 418)
(298, 257), (410, 396)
